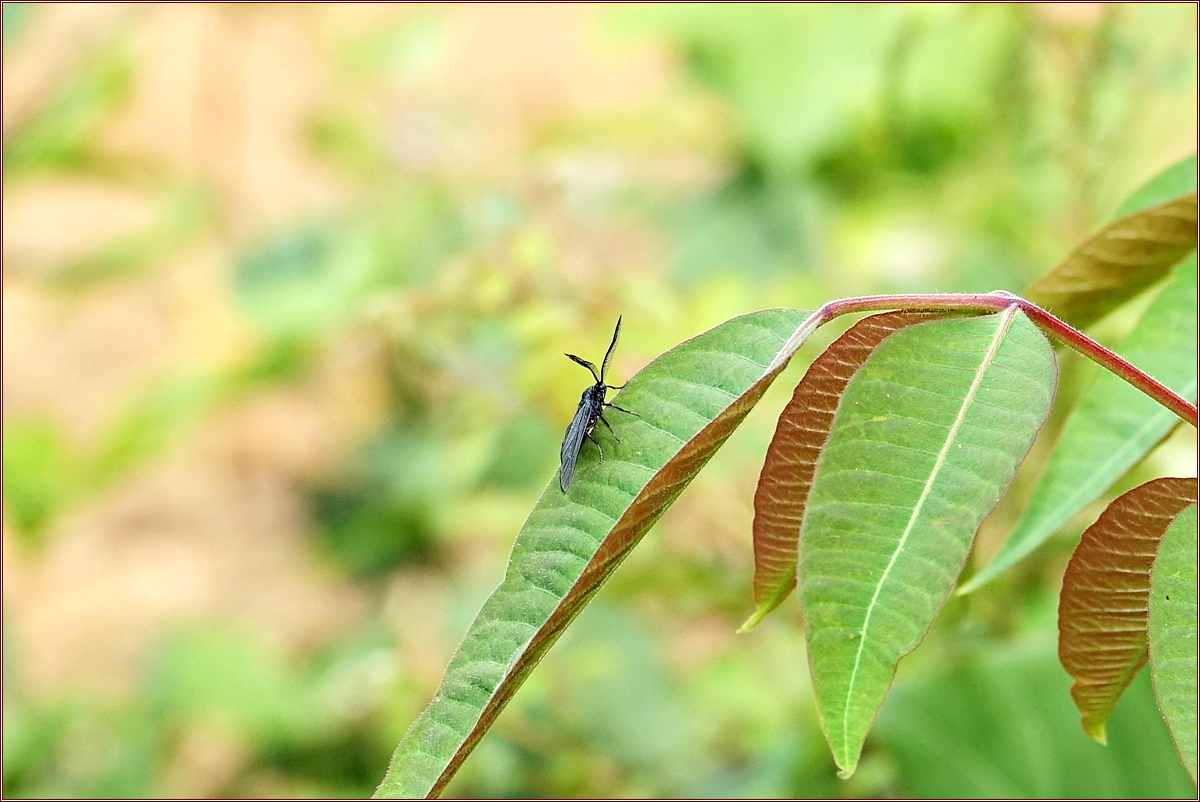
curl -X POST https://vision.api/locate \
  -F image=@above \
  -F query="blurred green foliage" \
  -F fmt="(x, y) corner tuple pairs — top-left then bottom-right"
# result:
(3, 3), (1195, 797)
(3, 40), (133, 173)
(5, 624), (397, 797)
(2, 420), (79, 538)
(875, 643), (1196, 797)
(312, 424), (445, 575)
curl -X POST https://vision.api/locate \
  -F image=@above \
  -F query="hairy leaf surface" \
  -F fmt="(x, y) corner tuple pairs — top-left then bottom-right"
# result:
(1056, 478), (1197, 744)
(1149, 503), (1198, 784)
(744, 310), (950, 631)
(962, 255), (1198, 594)
(1024, 193), (1197, 327)
(799, 309), (1056, 778)
(375, 309), (820, 798)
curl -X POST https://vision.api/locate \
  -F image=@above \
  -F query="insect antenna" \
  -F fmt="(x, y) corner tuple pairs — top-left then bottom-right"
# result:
(600, 315), (622, 383)
(565, 353), (600, 382)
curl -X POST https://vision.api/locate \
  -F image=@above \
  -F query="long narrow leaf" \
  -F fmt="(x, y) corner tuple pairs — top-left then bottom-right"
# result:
(743, 310), (950, 631)
(1149, 503), (1199, 784)
(961, 254), (1198, 594)
(1056, 478), (1197, 744)
(800, 309), (1057, 778)
(1024, 192), (1197, 328)
(375, 309), (819, 798)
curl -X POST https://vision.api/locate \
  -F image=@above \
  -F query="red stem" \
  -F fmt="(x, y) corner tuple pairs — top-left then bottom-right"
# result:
(806, 291), (1197, 428)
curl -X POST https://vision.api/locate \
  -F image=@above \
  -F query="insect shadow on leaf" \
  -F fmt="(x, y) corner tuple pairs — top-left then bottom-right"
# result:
(559, 316), (639, 492)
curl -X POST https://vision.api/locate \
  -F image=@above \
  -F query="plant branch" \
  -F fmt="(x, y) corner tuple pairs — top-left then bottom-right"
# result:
(792, 291), (1197, 428)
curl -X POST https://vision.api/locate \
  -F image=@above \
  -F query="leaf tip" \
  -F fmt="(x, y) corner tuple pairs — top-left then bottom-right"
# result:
(954, 576), (983, 596)
(1083, 720), (1108, 746)
(832, 738), (861, 780)
(737, 607), (768, 633)
(956, 564), (1002, 596)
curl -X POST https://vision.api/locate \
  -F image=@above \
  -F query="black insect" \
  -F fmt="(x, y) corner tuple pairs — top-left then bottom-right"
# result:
(559, 316), (638, 492)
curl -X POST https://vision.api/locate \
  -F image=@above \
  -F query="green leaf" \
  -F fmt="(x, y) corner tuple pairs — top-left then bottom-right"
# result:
(960, 255), (1198, 594)
(1024, 193), (1197, 327)
(744, 310), (951, 632)
(1056, 478), (1197, 744)
(1149, 503), (1198, 784)
(1111, 154), (1198, 220)
(375, 309), (822, 798)
(799, 309), (1057, 778)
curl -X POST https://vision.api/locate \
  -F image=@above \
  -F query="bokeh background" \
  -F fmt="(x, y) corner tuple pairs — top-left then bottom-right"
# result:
(3, 3), (1197, 797)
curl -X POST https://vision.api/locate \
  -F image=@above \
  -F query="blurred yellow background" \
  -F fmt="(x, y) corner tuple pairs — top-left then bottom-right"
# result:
(3, 3), (1196, 797)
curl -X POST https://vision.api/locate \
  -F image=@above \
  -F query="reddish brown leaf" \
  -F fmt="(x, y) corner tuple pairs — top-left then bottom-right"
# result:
(1025, 193), (1198, 327)
(741, 310), (951, 630)
(1058, 477), (1198, 743)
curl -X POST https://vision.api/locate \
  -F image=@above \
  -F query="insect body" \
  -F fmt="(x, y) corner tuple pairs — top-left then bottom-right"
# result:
(559, 316), (638, 492)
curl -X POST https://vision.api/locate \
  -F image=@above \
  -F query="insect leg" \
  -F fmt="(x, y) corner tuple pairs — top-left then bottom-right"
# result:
(586, 431), (605, 462)
(607, 403), (639, 418)
(597, 413), (621, 442)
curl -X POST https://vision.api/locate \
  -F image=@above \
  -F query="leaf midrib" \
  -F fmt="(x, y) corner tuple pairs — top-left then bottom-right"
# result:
(839, 306), (1019, 760)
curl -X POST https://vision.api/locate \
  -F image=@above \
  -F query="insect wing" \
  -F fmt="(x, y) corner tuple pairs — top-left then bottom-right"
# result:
(559, 395), (593, 491)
